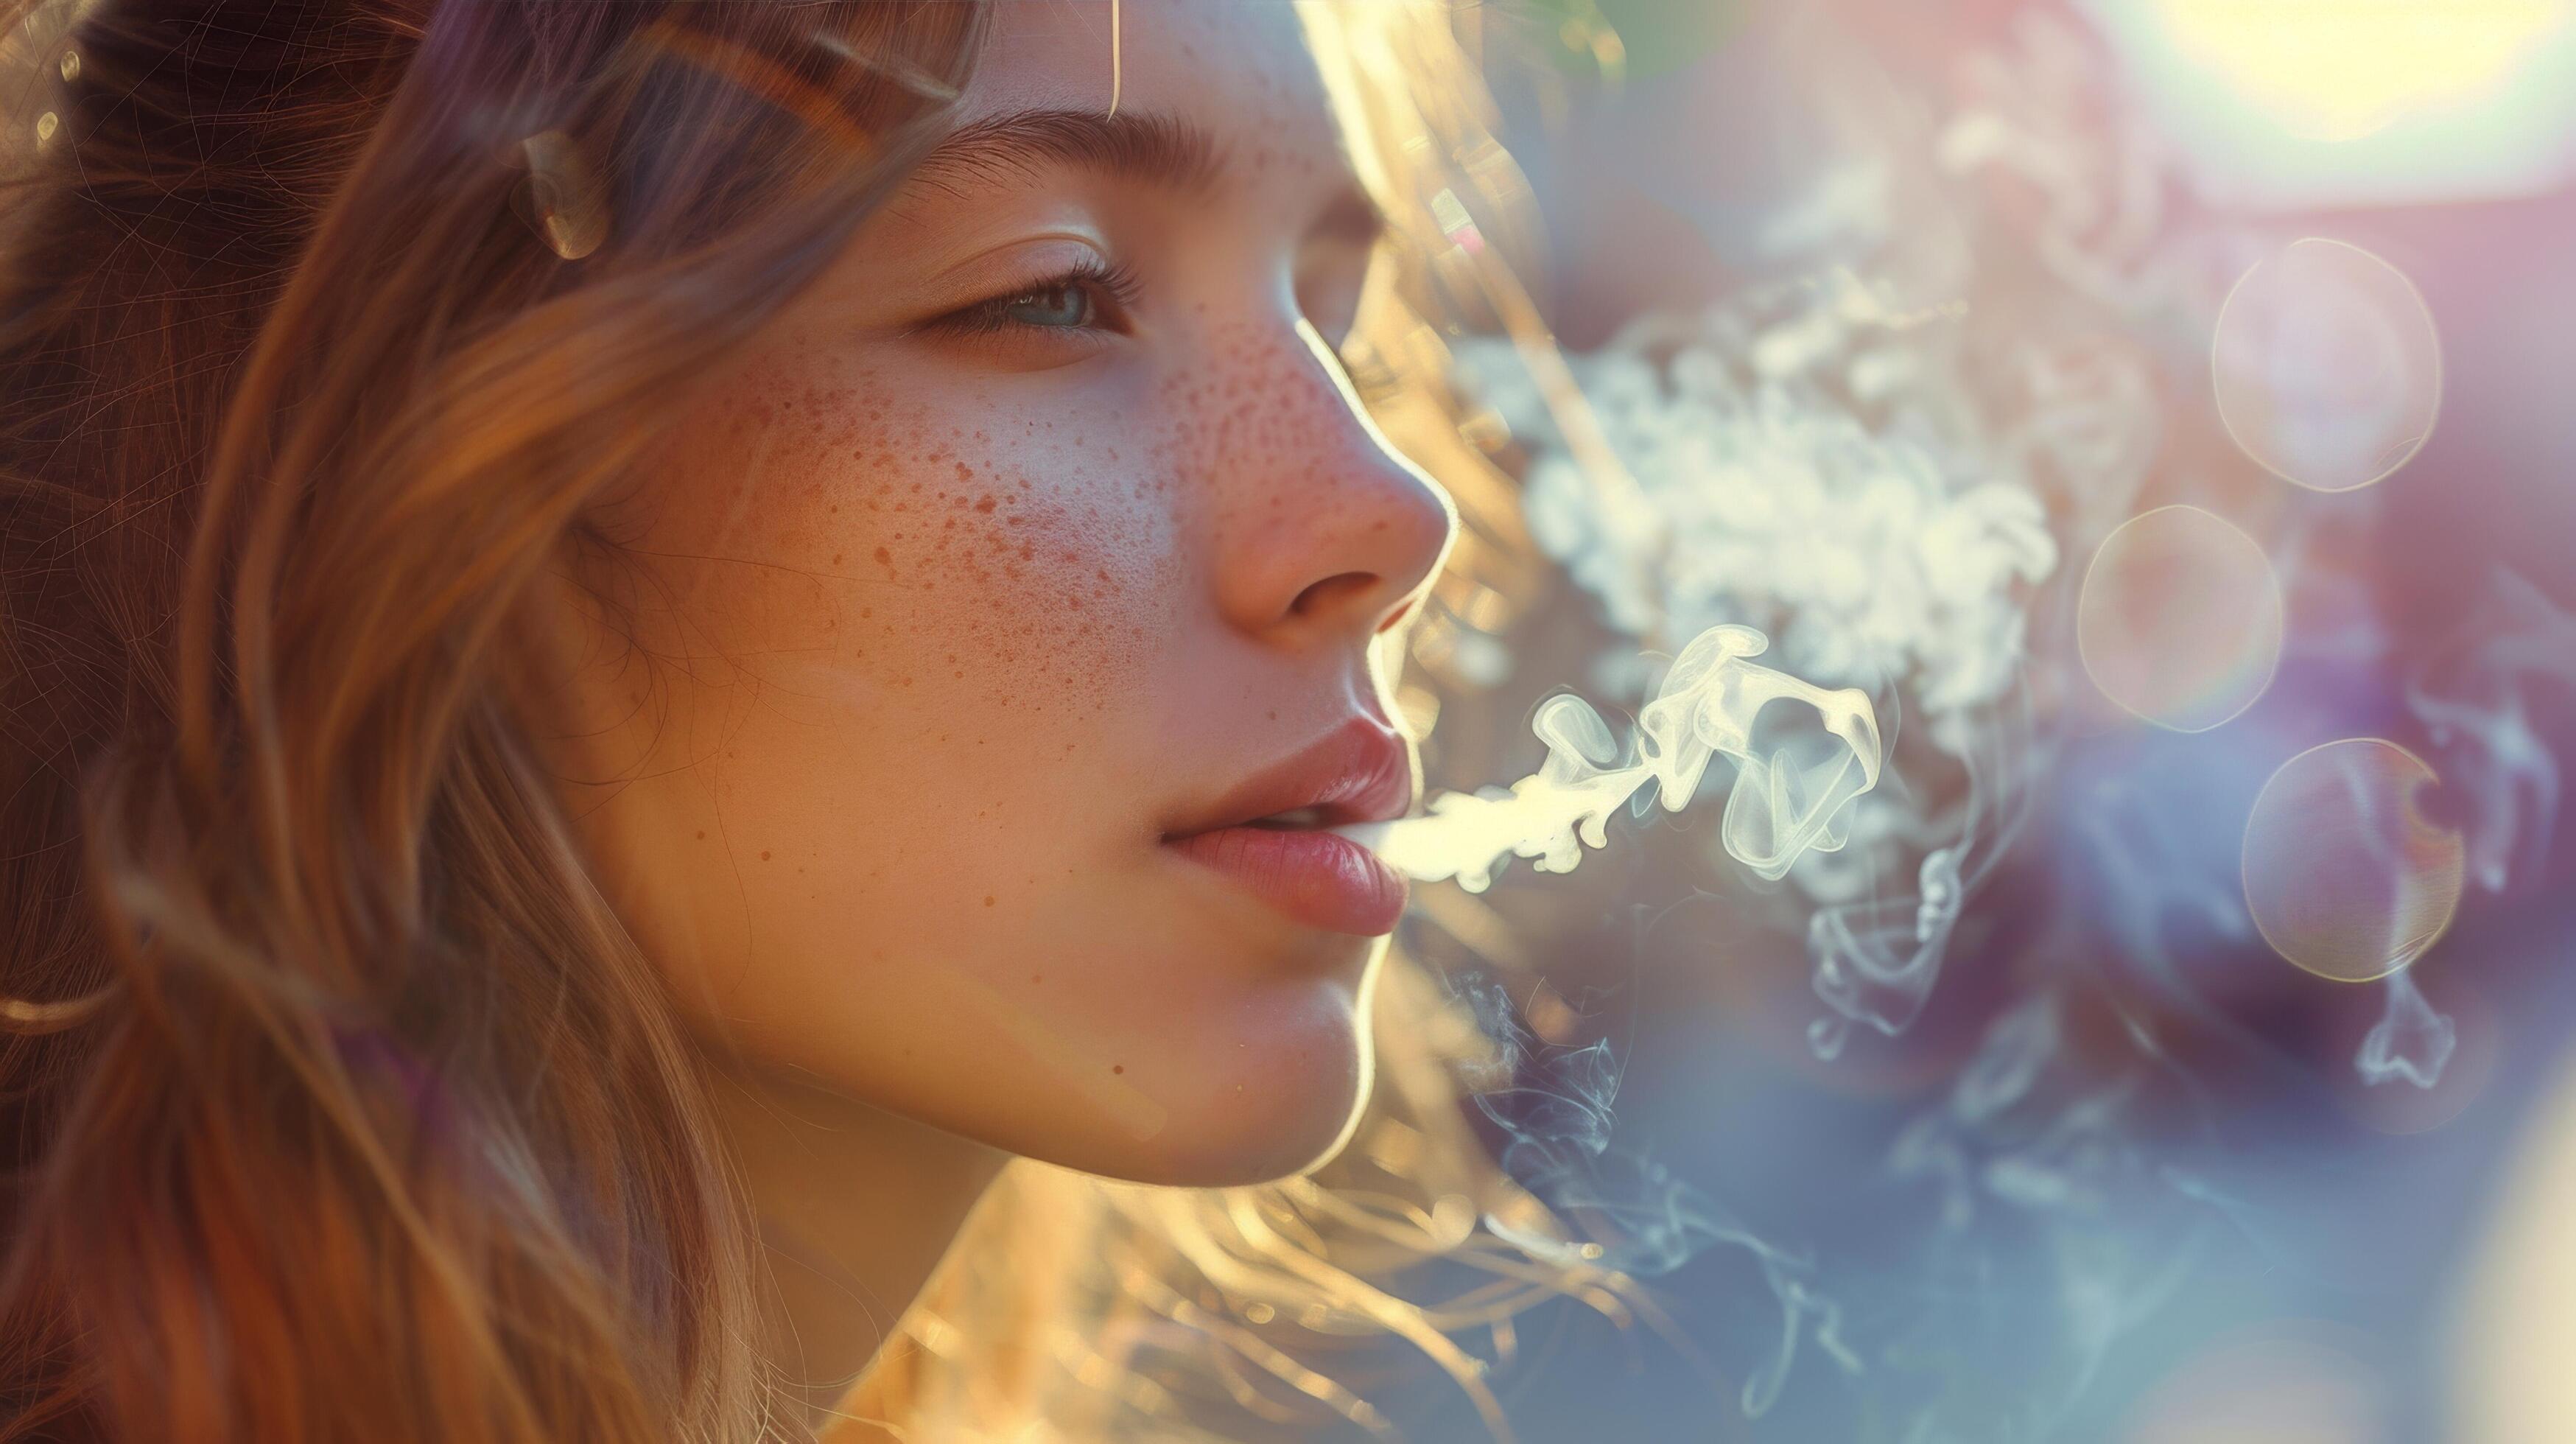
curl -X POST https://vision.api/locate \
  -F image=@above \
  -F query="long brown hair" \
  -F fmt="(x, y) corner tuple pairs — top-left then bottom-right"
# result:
(0, 2), (1638, 1440)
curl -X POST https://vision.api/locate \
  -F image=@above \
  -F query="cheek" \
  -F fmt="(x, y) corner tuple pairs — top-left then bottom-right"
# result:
(659, 344), (1187, 746)
(593, 337), (1385, 1184)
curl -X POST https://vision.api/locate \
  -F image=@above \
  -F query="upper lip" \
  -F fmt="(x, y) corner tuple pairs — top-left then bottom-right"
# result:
(1162, 716), (1415, 838)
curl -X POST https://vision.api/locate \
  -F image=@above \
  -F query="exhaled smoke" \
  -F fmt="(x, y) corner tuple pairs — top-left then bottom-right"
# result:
(1346, 627), (1880, 1418)
(1452, 973), (1863, 1420)
(1338, 624), (1882, 890)
(2359, 969), (2456, 1090)
(1805, 844), (1959, 1061)
(1369, 4), (2576, 1433)
(1808, 679), (2042, 1060)
(2362, 567), (2576, 1091)
(2407, 567), (2576, 896)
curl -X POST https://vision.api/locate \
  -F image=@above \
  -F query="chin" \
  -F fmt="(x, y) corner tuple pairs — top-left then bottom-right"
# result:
(1088, 962), (1381, 1189)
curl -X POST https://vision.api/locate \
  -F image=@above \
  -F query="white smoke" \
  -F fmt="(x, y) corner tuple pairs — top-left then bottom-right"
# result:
(1342, 624), (1881, 890)
(2358, 969), (2456, 1090)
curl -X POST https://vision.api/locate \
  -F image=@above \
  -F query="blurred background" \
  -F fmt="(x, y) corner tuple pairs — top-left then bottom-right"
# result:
(1379, 0), (2576, 1438)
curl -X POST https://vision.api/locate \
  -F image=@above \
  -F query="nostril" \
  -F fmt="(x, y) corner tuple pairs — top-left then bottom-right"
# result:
(1288, 570), (1380, 621)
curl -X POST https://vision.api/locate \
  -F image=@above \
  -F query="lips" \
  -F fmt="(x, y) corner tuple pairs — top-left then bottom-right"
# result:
(1161, 718), (1414, 936)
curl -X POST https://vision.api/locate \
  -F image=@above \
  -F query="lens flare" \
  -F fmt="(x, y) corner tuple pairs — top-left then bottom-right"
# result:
(1338, 625), (1881, 890)
(2240, 738), (2466, 984)
(2211, 238), (2441, 493)
(2078, 505), (2284, 732)
(512, 130), (609, 262)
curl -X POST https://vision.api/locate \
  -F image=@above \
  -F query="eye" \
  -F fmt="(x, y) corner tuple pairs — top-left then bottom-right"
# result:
(998, 280), (1095, 329)
(916, 256), (1142, 341)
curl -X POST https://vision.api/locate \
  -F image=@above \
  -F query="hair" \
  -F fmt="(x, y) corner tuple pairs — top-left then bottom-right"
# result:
(0, 2), (1643, 1440)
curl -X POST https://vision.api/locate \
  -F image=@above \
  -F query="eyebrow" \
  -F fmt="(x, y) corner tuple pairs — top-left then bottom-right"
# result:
(901, 106), (1391, 256)
(907, 108), (1229, 197)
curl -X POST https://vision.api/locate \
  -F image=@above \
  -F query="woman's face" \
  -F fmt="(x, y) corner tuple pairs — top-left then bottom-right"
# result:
(536, 0), (1453, 1185)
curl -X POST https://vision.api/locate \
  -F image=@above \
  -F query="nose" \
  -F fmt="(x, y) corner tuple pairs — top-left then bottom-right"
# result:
(1207, 318), (1457, 645)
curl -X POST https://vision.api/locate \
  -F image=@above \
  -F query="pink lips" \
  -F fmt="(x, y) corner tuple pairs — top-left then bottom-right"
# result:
(1161, 718), (1414, 936)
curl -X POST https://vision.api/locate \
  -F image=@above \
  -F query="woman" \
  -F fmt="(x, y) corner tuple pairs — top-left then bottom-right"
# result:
(0, 1), (1625, 1439)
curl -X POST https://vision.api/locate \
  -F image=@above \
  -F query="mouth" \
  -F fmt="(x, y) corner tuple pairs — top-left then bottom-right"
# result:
(1159, 718), (1414, 936)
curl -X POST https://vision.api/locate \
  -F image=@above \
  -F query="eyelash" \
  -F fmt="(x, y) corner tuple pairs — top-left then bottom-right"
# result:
(919, 256), (1143, 340)
(913, 256), (1404, 406)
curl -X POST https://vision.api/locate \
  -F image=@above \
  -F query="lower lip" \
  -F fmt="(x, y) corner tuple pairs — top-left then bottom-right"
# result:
(1165, 826), (1409, 936)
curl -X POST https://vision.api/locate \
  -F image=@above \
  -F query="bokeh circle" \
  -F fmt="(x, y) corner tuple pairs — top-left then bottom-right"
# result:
(2241, 738), (2466, 984)
(2078, 505), (2284, 732)
(2212, 237), (2442, 493)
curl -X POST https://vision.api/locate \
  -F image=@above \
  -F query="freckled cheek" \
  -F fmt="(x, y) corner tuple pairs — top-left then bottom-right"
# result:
(647, 343), (1201, 746)
(738, 396), (1185, 725)
(856, 483), (1177, 724)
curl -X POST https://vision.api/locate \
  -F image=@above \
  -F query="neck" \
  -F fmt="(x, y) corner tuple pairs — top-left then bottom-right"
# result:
(704, 1063), (1008, 1433)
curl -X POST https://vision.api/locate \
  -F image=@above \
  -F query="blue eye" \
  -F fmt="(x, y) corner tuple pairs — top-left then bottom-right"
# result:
(998, 281), (1094, 329)
(921, 256), (1142, 341)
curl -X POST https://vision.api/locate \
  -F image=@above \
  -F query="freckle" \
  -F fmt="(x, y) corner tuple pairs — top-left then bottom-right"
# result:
(874, 546), (892, 565)
(759, 850), (771, 861)
(1031, 974), (1043, 984)
(861, 606), (873, 618)
(832, 553), (842, 564)
(975, 495), (996, 514)
(696, 830), (707, 839)
(1112, 1065), (1125, 1075)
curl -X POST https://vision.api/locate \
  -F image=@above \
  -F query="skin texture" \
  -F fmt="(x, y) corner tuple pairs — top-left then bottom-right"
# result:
(525, 0), (1456, 1409)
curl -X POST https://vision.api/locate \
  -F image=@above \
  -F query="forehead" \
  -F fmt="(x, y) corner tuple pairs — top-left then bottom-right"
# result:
(958, 0), (1347, 169)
